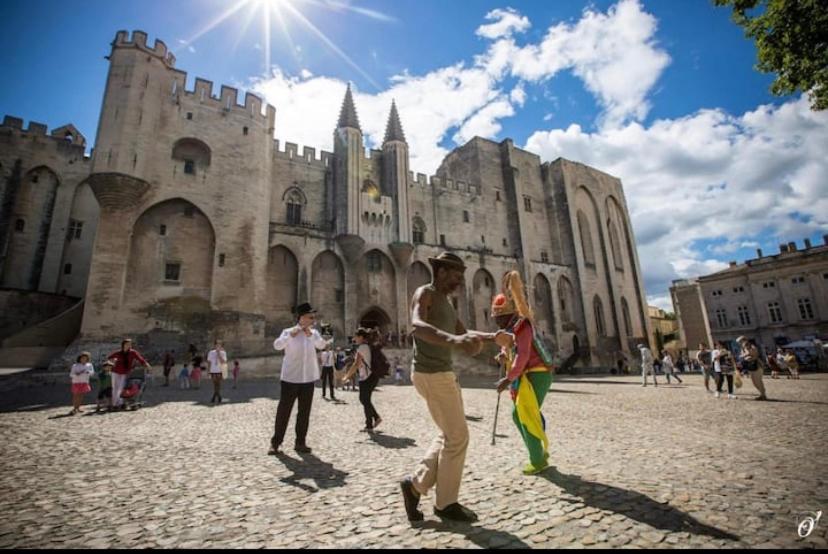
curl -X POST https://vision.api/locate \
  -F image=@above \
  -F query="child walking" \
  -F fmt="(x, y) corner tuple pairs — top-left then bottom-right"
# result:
(69, 352), (95, 415)
(232, 360), (240, 389)
(179, 363), (190, 389)
(95, 360), (114, 412)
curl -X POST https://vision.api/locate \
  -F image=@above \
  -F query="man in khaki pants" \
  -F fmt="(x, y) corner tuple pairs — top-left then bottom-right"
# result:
(399, 252), (507, 523)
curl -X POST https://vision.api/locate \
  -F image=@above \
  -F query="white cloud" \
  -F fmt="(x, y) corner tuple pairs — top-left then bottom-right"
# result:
(524, 95), (828, 301)
(476, 7), (531, 39)
(299, 68), (314, 80)
(510, 83), (526, 107)
(494, 0), (670, 128)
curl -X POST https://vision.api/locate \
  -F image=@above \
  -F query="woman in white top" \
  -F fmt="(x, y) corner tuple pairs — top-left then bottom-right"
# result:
(69, 352), (95, 415)
(207, 340), (228, 404)
(661, 351), (683, 384)
(345, 328), (382, 432)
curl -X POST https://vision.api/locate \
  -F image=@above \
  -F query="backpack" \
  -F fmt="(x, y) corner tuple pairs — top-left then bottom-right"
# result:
(532, 326), (556, 369)
(369, 344), (390, 379)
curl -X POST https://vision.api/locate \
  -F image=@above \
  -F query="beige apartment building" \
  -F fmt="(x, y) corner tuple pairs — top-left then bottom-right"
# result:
(673, 238), (828, 357)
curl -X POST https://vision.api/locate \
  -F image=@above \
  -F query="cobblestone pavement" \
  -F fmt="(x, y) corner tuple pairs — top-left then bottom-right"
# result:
(0, 371), (826, 549)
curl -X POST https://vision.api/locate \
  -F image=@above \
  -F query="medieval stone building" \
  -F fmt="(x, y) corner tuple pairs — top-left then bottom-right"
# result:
(0, 30), (653, 368)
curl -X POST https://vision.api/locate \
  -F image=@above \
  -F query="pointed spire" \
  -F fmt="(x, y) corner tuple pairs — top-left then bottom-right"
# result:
(383, 100), (406, 144)
(337, 83), (361, 131)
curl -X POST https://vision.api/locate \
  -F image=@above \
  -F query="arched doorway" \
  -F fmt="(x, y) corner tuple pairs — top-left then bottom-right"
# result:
(359, 307), (392, 336)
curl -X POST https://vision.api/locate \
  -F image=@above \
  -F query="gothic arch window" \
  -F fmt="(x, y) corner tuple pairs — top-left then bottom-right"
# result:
(362, 179), (380, 203)
(608, 219), (624, 272)
(412, 217), (426, 244)
(172, 138), (211, 175)
(577, 210), (596, 267)
(593, 296), (606, 336)
(621, 297), (632, 337)
(283, 187), (306, 225)
(557, 276), (574, 323)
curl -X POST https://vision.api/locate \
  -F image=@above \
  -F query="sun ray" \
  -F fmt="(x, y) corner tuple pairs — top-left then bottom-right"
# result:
(229, 1), (261, 54)
(272, 3), (302, 71)
(184, 0), (256, 46)
(280, 0), (381, 90)
(262, 1), (272, 74)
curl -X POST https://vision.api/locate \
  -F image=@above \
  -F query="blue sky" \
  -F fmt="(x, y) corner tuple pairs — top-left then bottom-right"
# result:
(1, 0), (826, 310)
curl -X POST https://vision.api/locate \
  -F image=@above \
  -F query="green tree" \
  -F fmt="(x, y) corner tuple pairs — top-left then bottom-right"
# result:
(714, 0), (828, 110)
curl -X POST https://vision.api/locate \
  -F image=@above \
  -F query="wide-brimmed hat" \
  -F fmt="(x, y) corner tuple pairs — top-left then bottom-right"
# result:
(490, 293), (516, 317)
(736, 336), (748, 343)
(427, 251), (466, 271)
(293, 302), (317, 317)
(77, 351), (92, 363)
(637, 344), (647, 350)
(102, 360), (115, 367)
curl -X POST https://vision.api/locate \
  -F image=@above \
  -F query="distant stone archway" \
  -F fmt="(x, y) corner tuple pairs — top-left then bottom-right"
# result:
(359, 306), (392, 336)
(265, 245), (298, 330)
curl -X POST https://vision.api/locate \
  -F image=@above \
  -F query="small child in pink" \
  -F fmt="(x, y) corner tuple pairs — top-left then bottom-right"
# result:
(190, 363), (202, 389)
(232, 360), (240, 389)
(69, 352), (95, 415)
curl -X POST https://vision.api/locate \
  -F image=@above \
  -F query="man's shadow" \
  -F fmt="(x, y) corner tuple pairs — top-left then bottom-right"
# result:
(539, 467), (739, 541)
(413, 520), (531, 549)
(274, 451), (349, 493)
(367, 431), (417, 449)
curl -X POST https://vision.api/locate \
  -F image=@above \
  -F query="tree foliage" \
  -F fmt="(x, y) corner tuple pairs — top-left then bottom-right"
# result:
(714, 0), (828, 110)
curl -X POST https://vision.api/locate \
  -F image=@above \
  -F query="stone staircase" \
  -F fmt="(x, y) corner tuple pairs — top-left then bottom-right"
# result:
(0, 300), (84, 369)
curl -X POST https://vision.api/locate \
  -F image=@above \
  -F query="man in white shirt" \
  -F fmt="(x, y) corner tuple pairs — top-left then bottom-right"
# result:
(639, 344), (658, 387)
(269, 302), (331, 455)
(207, 340), (228, 404)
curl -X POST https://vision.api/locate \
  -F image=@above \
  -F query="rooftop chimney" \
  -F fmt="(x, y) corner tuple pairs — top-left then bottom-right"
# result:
(788, 241), (797, 252)
(780, 243), (788, 253)
(756, 248), (763, 258)
(804, 238), (812, 249)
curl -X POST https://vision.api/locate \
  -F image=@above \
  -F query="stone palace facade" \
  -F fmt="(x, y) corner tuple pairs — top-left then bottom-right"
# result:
(0, 30), (653, 366)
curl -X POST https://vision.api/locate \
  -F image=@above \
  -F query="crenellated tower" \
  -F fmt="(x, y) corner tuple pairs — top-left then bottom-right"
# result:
(382, 100), (411, 243)
(332, 84), (363, 236)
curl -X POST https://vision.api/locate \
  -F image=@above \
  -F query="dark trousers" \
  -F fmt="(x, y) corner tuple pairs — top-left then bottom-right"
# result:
(359, 376), (380, 428)
(321, 366), (335, 398)
(665, 373), (683, 384)
(272, 381), (315, 447)
(716, 373), (734, 394)
(210, 373), (223, 402)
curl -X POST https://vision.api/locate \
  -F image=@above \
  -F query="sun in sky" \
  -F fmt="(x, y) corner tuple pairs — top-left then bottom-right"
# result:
(180, 0), (388, 89)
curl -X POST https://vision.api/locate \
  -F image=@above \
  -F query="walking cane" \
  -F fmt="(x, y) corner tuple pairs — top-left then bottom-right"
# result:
(491, 355), (506, 446)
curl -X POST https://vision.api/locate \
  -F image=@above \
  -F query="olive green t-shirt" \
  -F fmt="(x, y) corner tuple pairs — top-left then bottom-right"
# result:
(412, 284), (456, 374)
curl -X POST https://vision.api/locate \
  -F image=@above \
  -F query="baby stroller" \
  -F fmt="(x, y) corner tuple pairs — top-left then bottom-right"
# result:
(120, 368), (147, 410)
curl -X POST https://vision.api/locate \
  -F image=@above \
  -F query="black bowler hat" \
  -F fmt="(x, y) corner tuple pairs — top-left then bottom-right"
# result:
(294, 302), (317, 317)
(428, 251), (466, 271)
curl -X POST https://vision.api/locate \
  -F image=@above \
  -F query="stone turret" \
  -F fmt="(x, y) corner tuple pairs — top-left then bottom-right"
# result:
(333, 83), (364, 236)
(337, 83), (361, 131)
(382, 100), (410, 243)
(383, 100), (406, 143)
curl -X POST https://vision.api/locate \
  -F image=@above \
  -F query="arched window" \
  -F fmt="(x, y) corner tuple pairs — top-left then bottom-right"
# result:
(285, 189), (305, 225)
(557, 276), (574, 323)
(172, 138), (211, 176)
(412, 217), (426, 245)
(362, 179), (380, 203)
(593, 296), (606, 336)
(577, 210), (596, 267)
(621, 297), (632, 337)
(609, 219), (624, 272)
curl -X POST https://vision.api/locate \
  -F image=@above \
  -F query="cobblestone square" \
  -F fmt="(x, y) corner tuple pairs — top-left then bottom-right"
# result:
(0, 372), (826, 549)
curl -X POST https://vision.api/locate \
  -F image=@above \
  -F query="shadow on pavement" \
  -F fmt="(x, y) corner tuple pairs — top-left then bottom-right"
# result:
(273, 451), (349, 493)
(547, 389), (597, 395)
(539, 467), (739, 541)
(413, 520), (531, 549)
(555, 379), (642, 386)
(367, 431), (417, 449)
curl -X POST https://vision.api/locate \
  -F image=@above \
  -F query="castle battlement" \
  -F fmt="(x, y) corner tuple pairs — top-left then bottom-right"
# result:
(273, 139), (333, 168)
(114, 31), (275, 125)
(404, 170), (479, 196)
(113, 30), (176, 68)
(1, 115), (88, 150)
